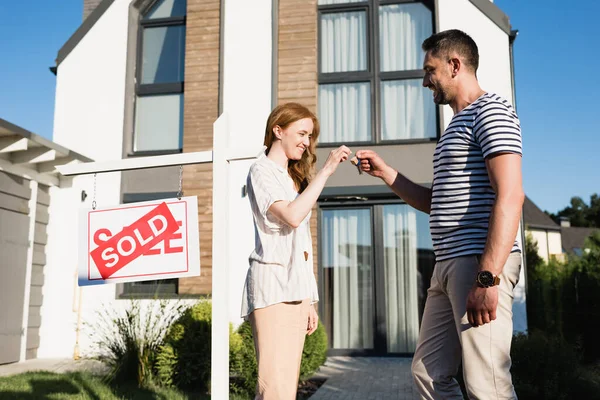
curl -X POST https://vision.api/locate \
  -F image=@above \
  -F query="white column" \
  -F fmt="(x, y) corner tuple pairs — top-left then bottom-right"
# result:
(221, 0), (275, 330)
(211, 113), (231, 399)
(20, 180), (38, 361)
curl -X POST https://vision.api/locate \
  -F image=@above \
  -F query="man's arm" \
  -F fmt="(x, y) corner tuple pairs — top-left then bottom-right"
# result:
(478, 153), (525, 276)
(382, 166), (432, 214)
(356, 149), (432, 214)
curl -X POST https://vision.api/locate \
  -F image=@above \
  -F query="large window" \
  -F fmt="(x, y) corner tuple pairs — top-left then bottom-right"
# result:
(318, 0), (436, 145)
(134, 0), (186, 153)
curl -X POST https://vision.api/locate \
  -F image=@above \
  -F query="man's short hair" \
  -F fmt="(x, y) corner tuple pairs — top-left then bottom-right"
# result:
(422, 29), (479, 73)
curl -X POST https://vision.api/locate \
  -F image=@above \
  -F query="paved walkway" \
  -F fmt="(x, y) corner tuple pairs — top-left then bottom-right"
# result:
(0, 358), (106, 377)
(311, 357), (420, 400)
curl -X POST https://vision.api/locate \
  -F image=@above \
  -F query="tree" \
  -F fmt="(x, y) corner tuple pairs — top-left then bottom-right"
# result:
(525, 232), (544, 274)
(548, 193), (600, 228)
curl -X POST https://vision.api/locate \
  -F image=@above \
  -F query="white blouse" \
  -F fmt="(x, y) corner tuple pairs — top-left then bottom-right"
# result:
(240, 153), (319, 318)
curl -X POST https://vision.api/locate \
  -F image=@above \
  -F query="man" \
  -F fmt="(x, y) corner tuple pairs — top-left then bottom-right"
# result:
(357, 29), (524, 399)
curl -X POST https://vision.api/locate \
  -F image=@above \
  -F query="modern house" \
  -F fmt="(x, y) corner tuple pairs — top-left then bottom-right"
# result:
(523, 196), (599, 262)
(559, 218), (598, 258)
(523, 196), (564, 263)
(26, 0), (527, 360)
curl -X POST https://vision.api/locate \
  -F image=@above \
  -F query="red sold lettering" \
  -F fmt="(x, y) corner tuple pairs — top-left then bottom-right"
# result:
(90, 202), (179, 279)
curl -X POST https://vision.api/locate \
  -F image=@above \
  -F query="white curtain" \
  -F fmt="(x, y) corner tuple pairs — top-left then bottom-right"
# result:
(379, 3), (432, 71)
(322, 209), (373, 349)
(319, 11), (369, 143)
(379, 4), (434, 140)
(381, 79), (435, 140)
(320, 11), (367, 73)
(383, 205), (419, 353)
(319, 83), (371, 143)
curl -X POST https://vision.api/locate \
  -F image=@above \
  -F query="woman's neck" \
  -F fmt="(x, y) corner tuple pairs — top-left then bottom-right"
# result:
(267, 144), (289, 169)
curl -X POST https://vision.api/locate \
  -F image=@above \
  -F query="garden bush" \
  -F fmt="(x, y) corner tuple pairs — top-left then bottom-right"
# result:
(155, 300), (244, 393)
(232, 319), (328, 396)
(89, 299), (184, 387)
(511, 331), (600, 399)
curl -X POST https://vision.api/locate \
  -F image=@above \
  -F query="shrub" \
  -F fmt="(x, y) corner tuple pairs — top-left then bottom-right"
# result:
(511, 331), (600, 399)
(300, 321), (328, 379)
(232, 319), (328, 396)
(88, 299), (185, 387)
(231, 320), (258, 396)
(155, 300), (244, 393)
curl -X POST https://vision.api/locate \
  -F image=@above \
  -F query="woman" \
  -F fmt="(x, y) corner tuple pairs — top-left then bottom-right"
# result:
(241, 102), (351, 399)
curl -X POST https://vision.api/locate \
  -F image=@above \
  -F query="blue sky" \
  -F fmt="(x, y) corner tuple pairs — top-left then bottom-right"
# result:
(0, 0), (597, 214)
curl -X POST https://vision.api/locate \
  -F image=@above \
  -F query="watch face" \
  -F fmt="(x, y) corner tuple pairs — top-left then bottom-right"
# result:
(477, 271), (494, 287)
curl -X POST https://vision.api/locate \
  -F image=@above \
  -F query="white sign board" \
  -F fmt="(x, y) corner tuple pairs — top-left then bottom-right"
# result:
(78, 196), (200, 286)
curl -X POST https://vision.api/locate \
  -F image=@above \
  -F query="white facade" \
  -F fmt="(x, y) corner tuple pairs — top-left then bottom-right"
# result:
(41, 0), (134, 358)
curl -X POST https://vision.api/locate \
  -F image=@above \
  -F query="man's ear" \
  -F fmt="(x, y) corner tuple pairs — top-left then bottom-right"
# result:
(450, 57), (461, 78)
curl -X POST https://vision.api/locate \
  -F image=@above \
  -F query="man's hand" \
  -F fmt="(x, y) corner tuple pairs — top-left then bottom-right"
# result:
(307, 305), (319, 335)
(355, 150), (395, 182)
(466, 285), (498, 327)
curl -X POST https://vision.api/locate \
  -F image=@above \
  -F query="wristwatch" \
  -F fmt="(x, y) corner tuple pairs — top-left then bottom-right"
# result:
(476, 270), (500, 288)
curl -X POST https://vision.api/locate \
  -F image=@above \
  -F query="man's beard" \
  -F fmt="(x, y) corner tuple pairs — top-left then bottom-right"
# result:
(432, 85), (450, 105)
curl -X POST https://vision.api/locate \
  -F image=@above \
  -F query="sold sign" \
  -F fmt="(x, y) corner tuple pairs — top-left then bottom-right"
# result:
(90, 202), (179, 279)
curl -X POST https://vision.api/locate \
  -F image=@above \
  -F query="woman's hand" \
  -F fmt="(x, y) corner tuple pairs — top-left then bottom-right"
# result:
(321, 145), (352, 177)
(307, 305), (319, 335)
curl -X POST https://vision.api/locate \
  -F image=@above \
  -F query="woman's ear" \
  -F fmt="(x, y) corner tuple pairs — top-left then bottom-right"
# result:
(273, 125), (282, 140)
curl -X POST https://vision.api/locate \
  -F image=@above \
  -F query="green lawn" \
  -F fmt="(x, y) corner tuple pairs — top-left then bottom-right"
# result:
(0, 371), (252, 400)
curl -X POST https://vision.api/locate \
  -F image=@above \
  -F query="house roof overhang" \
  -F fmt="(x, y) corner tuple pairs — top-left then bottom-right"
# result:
(0, 118), (93, 187)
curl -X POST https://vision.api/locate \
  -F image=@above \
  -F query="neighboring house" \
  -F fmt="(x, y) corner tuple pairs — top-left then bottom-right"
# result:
(523, 196), (564, 262)
(560, 218), (599, 258)
(0, 118), (90, 364)
(41, 0), (526, 360)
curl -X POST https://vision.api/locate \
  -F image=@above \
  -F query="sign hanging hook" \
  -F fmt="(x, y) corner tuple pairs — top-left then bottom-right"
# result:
(92, 173), (97, 210)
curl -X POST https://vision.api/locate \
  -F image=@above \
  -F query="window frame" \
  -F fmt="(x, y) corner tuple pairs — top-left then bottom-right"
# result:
(132, 0), (187, 155)
(317, 0), (440, 147)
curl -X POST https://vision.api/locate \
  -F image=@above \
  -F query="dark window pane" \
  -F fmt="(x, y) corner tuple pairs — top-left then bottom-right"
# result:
(144, 0), (187, 19)
(123, 278), (178, 295)
(142, 25), (186, 84)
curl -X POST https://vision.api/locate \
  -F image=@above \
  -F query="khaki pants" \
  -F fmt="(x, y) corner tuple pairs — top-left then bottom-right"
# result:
(411, 253), (521, 400)
(249, 299), (310, 400)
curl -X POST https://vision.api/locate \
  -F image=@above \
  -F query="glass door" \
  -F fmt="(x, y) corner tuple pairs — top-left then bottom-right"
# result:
(319, 202), (434, 355)
(320, 207), (375, 351)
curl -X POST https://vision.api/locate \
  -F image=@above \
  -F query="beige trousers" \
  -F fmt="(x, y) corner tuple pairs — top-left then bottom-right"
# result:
(411, 253), (522, 400)
(249, 299), (310, 400)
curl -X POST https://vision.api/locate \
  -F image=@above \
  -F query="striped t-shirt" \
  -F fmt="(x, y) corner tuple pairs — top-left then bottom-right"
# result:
(430, 93), (522, 261)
